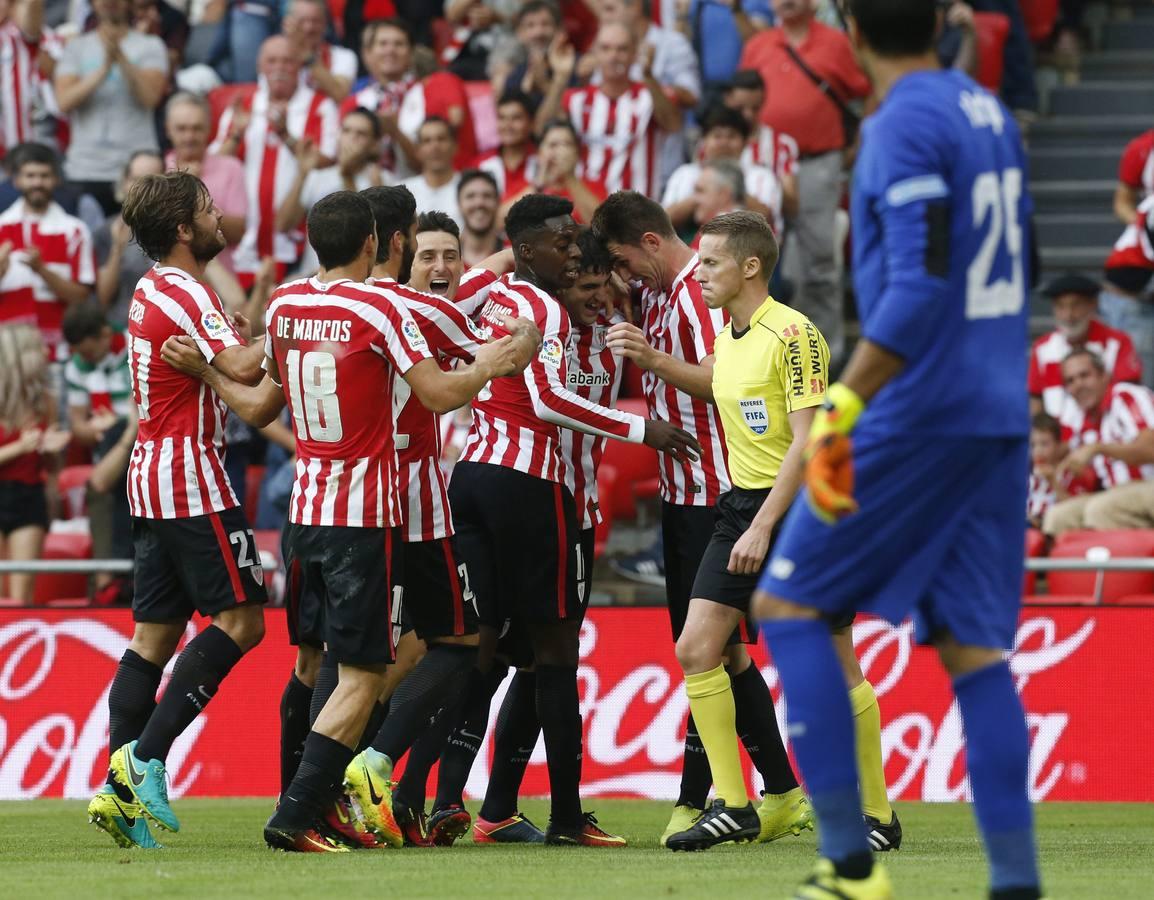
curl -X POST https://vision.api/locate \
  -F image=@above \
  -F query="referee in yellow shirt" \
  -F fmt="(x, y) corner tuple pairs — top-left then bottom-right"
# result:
(666, 211), (896, 854)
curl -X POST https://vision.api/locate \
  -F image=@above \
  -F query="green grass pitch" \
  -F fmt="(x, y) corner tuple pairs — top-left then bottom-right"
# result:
(3, 799), (1152, 898)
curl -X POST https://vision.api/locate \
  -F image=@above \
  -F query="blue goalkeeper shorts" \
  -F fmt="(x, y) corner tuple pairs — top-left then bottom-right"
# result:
(758, 435), (1029, 649)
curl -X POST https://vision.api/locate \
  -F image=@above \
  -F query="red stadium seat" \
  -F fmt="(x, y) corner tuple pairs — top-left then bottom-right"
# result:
(1023, 527), (1046, 595)
(253, 529), (282, 567)
(1020, 0), (1060, 43)
(1115, 594), (1154, 606)
(31, 532), (94, 606)
(57, 464), (94, 519)
(207, 83), (257, 143)
(972, 12), (1010, 92)
(1047, 529), (1154, 604)
(599, 427), (661, 521)
(620, 360), (645, 400)
(245, 465), (265, 524)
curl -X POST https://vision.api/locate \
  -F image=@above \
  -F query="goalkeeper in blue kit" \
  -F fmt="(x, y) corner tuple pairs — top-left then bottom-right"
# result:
(753, 0), (1043, 898)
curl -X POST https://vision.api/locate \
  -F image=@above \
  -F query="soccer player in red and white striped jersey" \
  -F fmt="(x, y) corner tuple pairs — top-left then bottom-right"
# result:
(445, 194), (700, 849)
(541, 23), (682, 199)
(161, 189), (532, 851)
(90, 171), (269, 851)
(210, 36), (338, 289)
(594, 191), (792, 840)
(1044, 349), (1154, 535)
(0, 0), (42, 158)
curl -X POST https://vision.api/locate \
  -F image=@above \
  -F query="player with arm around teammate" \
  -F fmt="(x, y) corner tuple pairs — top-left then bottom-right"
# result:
(90, 172), (270, 850)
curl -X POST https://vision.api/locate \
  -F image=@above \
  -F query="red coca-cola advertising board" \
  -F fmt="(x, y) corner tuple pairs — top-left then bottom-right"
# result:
(1, 607), (1151, 801)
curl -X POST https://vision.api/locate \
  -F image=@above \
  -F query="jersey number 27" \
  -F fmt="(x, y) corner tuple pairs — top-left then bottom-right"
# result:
(966, 167), (1024, 321)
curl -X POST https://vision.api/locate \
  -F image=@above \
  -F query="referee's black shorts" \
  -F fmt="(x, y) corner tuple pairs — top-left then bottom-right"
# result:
(691, 487), (854, 634)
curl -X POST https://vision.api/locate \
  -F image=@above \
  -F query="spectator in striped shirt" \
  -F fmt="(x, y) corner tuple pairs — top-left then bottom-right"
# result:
(280, 0), (356, 103)
(0, 142), (95, 361)
(475, 90), (538, 202)
(538, 22), (683, 200)
(721, 70), (799, 219)
(0, 0), (44, 159)
(1044, 349), (1154, 535)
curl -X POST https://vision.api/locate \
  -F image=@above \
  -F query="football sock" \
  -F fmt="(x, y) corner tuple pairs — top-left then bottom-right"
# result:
(393, 704), (453, 812)
(849, 679), (893, 823)
(760, 618), (871, 878)
(684, 665), (747, 807)
(480, 670), (540, 822)
(954, 662), (1040, 894)
(135, 626), (243, 763)
(356, 701), (388, 754)
(106, 649), (162, 800)
(269, 731), (354, 831)
(675, 713), (712, 809)
(731, 662), (798, 795)
(309, 653), (339, 726)
(371, 644), (476, 761)
(279, 672), (314, 794)
(536, 664), (583, 829)
(433, 663), (508, 811)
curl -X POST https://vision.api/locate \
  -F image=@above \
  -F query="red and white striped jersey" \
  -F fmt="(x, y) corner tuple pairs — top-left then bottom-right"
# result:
(461, 275), (645, 483)
(125, 266), (244, 519)
(1026, 472), (1055, 524)
(1027, 319), (1143, 417)
(640, 256), (731, 505)
(565, 84), (660, 198)
(303, 42), (358, 94)
(265, 276), (434, 529)
(476, 148), (539, 201)
(340, 76), (415, 173)
(742, 125), (799, 182)
(560, 313), (625, 529)
(1059, 382), (1154, 489)
(0, 200), (95, 359)
(1118, 129), (1154, 198)
(211, 84), (339, 275)
(369, 271), (496, 542)
(0, 20), (38, 155)
(1105, 195), (1154, 272)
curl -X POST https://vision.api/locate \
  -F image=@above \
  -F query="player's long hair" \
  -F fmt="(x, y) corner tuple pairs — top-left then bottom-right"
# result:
(0, 324), (50, 430)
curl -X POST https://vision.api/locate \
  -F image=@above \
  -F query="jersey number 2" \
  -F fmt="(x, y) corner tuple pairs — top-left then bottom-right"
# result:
(966, 168), (1024, 320)
(285, 349), (344, 442)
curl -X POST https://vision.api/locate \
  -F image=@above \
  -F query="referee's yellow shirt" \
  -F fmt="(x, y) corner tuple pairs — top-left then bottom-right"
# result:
(712, 296), (830, 490)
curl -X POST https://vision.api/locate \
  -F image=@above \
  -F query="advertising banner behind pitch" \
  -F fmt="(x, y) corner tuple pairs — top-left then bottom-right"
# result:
(1, 607), (1151, 801)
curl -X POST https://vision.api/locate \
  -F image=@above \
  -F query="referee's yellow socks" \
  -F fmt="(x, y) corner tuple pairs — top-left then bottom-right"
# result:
(849, 679), (893, 823)
(685, 665), (748, 807)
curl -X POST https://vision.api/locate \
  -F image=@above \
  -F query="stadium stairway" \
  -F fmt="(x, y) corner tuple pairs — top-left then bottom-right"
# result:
(1029, 1), (1154, 328)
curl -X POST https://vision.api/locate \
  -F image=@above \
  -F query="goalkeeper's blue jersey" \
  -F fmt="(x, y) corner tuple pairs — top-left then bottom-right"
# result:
(850, 69), (1032, 439)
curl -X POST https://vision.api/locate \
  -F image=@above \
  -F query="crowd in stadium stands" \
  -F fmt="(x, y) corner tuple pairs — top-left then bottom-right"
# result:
(0, 0), (1150, 605)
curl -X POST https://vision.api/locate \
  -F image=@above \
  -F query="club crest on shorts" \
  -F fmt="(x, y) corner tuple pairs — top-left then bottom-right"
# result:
(739, 397), (769, 435)
(539, 336), (564, 368)
(250, 561), (264, 586)
(200, 309), (231, 339)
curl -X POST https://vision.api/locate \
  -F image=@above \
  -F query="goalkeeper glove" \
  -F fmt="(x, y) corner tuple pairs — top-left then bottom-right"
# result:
(805, 382), (865, 524)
